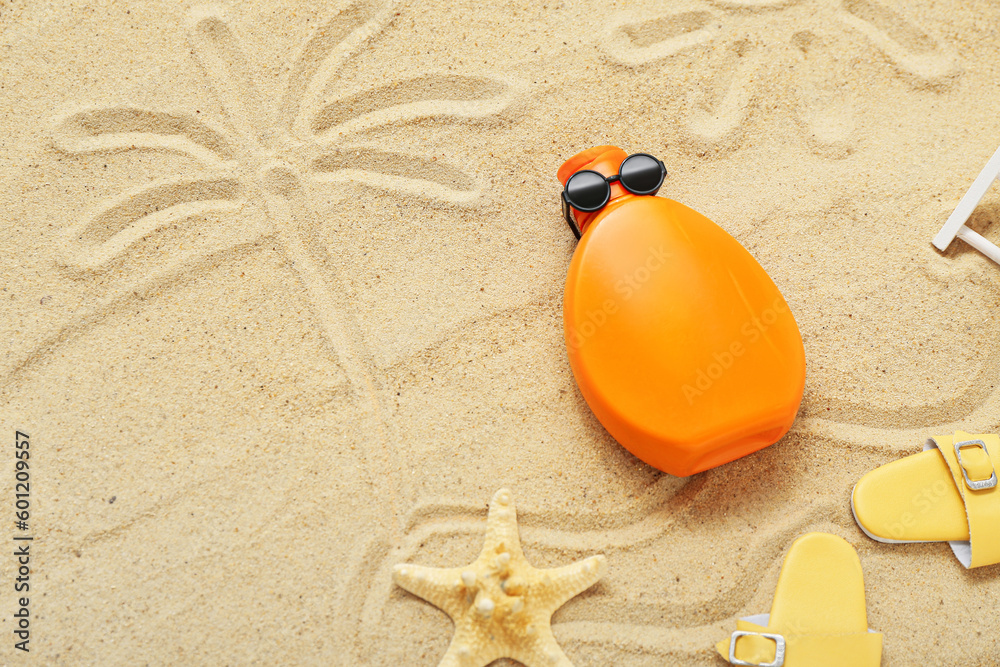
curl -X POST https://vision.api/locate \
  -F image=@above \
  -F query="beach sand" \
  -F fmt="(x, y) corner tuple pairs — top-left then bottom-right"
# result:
(1, 0), (999, 664)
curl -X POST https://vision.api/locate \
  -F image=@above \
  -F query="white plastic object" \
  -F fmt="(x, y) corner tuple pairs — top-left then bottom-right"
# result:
(932, 146), (1000, 265)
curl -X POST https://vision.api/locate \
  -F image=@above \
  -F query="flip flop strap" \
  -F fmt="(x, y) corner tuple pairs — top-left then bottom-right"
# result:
(926, 431), (1000, 568)
(721, 619), (882, 666)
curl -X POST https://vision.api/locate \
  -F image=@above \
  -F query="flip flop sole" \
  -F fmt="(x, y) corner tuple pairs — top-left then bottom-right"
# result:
(717, 533), (882, 666)
(851, 449), (969, 543)
(769, 533), (870, 634)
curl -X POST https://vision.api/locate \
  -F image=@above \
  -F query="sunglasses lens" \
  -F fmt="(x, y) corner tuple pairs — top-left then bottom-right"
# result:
(619, 154), (663, 195)
(565, 171), (611, 211)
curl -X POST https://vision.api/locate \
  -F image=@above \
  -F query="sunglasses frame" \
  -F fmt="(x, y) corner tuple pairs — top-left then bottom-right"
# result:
(562, 153), (667, 240)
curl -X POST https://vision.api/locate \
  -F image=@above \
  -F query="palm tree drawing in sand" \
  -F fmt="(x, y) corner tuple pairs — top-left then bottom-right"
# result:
(601, 0), (959, 156)
(41, 0), (521, 535)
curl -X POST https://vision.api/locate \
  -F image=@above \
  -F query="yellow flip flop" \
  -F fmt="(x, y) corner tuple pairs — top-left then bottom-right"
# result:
(716, 533), (882, 667)
(851, 430), (1000, 568)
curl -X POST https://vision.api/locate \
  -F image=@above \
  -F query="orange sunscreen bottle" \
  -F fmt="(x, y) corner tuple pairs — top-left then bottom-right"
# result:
(560, 146), (805, 476)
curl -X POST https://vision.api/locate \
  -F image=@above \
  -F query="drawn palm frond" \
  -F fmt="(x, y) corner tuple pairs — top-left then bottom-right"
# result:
(51, 107), (238, 169)
(310, 73), (521, 140)
(51, 105), (254, 271)
(186, 5), (268, 146)
(58, 174), (249, 271)
(305, 71), (524, 202)
(282, 0), (400, 139)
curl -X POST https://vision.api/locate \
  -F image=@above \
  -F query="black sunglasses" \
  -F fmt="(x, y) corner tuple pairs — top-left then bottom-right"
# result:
(561, 153), (667, 239)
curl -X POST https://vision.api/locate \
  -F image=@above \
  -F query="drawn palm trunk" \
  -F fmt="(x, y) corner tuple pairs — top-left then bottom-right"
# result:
(39, 0), (522, 541)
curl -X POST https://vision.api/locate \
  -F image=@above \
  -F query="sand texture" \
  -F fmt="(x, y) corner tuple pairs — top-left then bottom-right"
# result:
(1, 0), (1000, 664)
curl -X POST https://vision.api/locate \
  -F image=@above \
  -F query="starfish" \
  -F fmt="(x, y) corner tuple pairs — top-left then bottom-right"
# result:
(393, 488), (607, 667)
